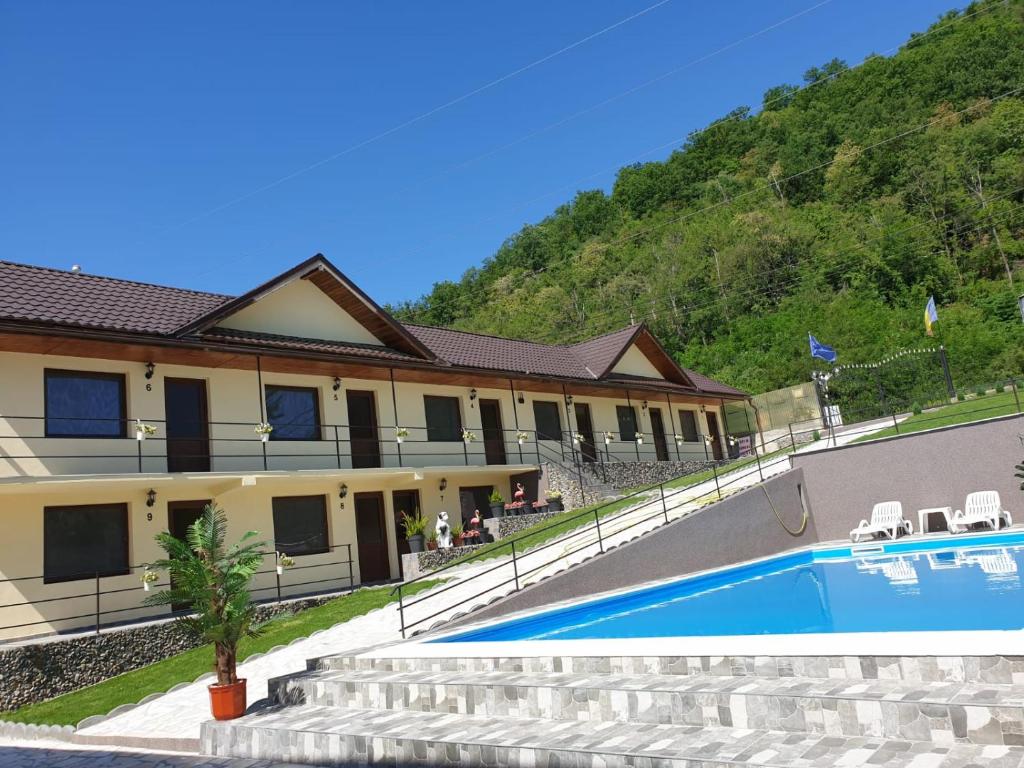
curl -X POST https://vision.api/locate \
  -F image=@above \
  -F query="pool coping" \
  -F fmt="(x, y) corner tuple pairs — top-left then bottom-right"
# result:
(363, 527), (1024, 659)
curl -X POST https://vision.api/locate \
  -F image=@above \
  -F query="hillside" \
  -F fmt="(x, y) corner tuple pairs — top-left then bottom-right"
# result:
(391, 0), (1024, 395)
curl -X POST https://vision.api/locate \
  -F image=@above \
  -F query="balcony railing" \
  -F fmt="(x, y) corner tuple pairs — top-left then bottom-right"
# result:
(0, 415), (726, 476)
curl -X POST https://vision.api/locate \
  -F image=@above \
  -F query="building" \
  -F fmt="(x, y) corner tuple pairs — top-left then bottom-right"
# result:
(0, 255), (745, 639)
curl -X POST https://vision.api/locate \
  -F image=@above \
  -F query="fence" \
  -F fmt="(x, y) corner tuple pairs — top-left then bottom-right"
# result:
(0, 544), (354, 641)
(393, 376), (1023, 638)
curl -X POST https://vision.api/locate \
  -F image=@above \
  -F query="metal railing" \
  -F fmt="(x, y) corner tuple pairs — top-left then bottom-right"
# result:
(0, 544), (353, 639)
(392, 379), (1024, 638)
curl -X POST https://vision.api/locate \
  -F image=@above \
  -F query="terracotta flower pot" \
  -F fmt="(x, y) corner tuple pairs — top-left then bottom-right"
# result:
(209, 679), (247, 720)
(427, 540), (438, 551)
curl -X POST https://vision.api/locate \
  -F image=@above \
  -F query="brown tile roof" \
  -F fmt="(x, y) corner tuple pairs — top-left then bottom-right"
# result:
(0, 259), (746, 397)
(0, 260), (230, 334)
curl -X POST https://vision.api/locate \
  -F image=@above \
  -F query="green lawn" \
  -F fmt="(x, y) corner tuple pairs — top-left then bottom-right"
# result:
(1, 580), (439, 727)
(853, 390), (1021, 442)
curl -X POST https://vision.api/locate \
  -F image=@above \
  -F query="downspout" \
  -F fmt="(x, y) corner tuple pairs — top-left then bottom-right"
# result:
(509, 379), (523, 465)
(390, 369), (402, 468)
(666, 392), (680, 460)
(625, 390), (640, 461)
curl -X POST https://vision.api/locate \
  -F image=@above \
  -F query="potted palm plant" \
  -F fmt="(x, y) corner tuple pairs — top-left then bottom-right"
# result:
(426, 529), (439, 551)
(451, 523), (464, 547)
(401, 508), (428, 553)
(144, 504), (266, 721)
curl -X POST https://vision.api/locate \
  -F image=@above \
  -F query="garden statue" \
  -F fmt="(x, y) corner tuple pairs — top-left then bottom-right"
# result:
(435, 510), (452, 549)
(513, 482), (526, 503)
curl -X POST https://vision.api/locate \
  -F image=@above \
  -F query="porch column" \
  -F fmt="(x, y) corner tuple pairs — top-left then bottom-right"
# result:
(509, 379), (523, 464)
(625, 390), (640, 461)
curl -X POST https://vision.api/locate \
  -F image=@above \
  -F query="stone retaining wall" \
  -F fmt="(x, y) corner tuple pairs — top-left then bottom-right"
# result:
(543, 463), (603, 510)
(594, 459), (727, 489)
(495, 510), (564, 538)
(0, 593), (341, 714)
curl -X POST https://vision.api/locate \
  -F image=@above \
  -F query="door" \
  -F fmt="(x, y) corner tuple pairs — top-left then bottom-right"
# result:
(650, 408), (669, 461)
(459, 486), (493, 526)
(346, 391), (381, 469)
(164, 378), (210, 472)
(354, 492), (390, 582)
(168, 499), (210, 611)
(706, 412), (724, 461)
(479, 399), (506, 465)
(573, 403), (597, 462)
(391, 489), (420, 578)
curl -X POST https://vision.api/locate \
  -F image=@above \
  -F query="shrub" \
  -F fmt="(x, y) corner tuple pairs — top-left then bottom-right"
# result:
(975, 386), (987, 398)
(812, 429), (821, 441)
(911, 402), (923, 416)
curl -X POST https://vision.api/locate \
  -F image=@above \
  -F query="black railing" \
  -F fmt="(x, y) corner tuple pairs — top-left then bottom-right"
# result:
(0, 544), (353, 639)
(393, 382), (1024, 638)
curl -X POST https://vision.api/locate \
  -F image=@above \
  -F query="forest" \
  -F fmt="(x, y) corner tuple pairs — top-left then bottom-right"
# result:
(391, 0), (1024, 396)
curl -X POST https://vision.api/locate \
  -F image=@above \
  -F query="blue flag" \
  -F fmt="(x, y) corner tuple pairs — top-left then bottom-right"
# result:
(809, 333), (837, 364)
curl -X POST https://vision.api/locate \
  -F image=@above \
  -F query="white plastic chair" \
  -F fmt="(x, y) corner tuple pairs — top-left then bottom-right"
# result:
(951, 491), (1012, 533)
(850, 501), (913, 542)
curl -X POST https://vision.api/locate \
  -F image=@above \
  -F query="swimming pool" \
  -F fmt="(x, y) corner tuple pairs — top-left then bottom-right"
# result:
(435, 531), (1024, 643)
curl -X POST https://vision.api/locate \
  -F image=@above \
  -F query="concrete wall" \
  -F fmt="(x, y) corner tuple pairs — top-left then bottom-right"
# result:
(793, 413), (1024, 542)
(456, 468), (816, 626)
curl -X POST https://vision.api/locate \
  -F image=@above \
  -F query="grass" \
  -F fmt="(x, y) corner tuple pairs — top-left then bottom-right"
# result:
(852, 390), (1020, 442)
(1, 579), (440, 727)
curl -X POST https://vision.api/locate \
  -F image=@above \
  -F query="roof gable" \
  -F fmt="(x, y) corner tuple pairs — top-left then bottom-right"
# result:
(610, 343), (666, 379)
(177, 255), (435, 360)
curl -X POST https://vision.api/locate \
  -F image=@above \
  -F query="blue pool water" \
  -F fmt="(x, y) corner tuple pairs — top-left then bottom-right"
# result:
(436, 532), (1024, 642)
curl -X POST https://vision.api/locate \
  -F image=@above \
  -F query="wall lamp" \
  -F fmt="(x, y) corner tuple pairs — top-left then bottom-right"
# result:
(642, 400), (649, 411)
(332, 377), (342, 392)
(439, 477), (447, 493)
(517, 392), (525, 405)
(339, 483), (348, 499)
(144, 362), (155, 380)
(146, 488), (157, 507)
(469, 388), (477, 407)
(565, 394), (574, 406)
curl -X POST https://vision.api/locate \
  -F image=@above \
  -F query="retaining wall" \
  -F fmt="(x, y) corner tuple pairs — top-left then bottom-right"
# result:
(793, 413), (1024, 541)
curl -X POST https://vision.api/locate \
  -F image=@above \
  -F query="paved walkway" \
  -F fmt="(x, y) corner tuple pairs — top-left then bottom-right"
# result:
(0, 736), (307, 766)
(74, 417), (896, 749)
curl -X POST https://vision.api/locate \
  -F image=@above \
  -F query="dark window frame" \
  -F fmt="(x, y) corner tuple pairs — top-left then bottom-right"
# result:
(423, 395), (462, 442)
(532, 401), (562, 441)
(43, 503), (130, 583)
(271, 495), (330, 556)
(678, 409), (700, 442)
(44, 369), (128, 439)
(264, 384), (322, 441)
(616, 405), (638, 442)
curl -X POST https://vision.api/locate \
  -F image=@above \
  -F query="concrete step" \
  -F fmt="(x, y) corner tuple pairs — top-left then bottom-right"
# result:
(313, 652), (1022, 686)
(201, 703), (1024, 767)
(269, 667), (1024, 746)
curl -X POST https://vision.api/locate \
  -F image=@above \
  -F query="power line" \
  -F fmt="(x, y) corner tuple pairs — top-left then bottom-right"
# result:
(143, 0), (675, 242)
(361, 2), (1003, 283)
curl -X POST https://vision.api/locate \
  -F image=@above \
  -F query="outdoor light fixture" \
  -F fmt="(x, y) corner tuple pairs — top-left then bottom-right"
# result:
(517, 392), (525, 405)
(146, 488), (157, 507)
(144, 362), (155, 380)
(642, 400), (649, 411)
(469, 388), (477, 407)
(565, 394), (574, 406)
(332, 377), (342, 392)
(339, 483), (348, 499)
(439, 477), (447, 493)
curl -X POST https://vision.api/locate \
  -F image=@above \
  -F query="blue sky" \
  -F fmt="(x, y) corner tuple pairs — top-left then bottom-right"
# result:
(0, 0), (958, 305)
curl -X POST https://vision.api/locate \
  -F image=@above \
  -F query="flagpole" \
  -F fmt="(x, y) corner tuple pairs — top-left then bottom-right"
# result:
(930, 304), (956, 401)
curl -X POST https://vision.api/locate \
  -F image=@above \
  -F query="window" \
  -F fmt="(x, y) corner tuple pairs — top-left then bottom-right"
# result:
(45, 369), (126, 438)
(532, 401), (562, 441)
(272, 495), (329, 555)
(44, 503), (129, 583)
(265, 385), (321, 440)
(616, 405), (638, 441)
(424, 395), (461, 441)
(678, 410), (699, 442)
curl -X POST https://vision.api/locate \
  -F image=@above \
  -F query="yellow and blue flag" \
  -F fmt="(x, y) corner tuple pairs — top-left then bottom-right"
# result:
(924, 296), (938, 337)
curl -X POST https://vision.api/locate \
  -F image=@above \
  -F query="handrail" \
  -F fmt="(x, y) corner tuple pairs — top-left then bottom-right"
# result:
(392, 384), (1024, 637)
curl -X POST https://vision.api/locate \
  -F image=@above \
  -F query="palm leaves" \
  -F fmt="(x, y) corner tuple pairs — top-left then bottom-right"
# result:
(144, 504), (267, 685)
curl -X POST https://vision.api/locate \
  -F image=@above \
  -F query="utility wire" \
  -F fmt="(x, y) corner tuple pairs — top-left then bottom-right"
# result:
(145, 0), (675, 241)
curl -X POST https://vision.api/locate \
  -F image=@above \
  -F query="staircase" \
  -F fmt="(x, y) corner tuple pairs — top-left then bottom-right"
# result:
(202, 651), (1024, 766)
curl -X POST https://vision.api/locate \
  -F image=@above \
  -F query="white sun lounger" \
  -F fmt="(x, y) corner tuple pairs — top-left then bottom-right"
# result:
(950, 491), (1012, 533)
(850, 501), (912, 542)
